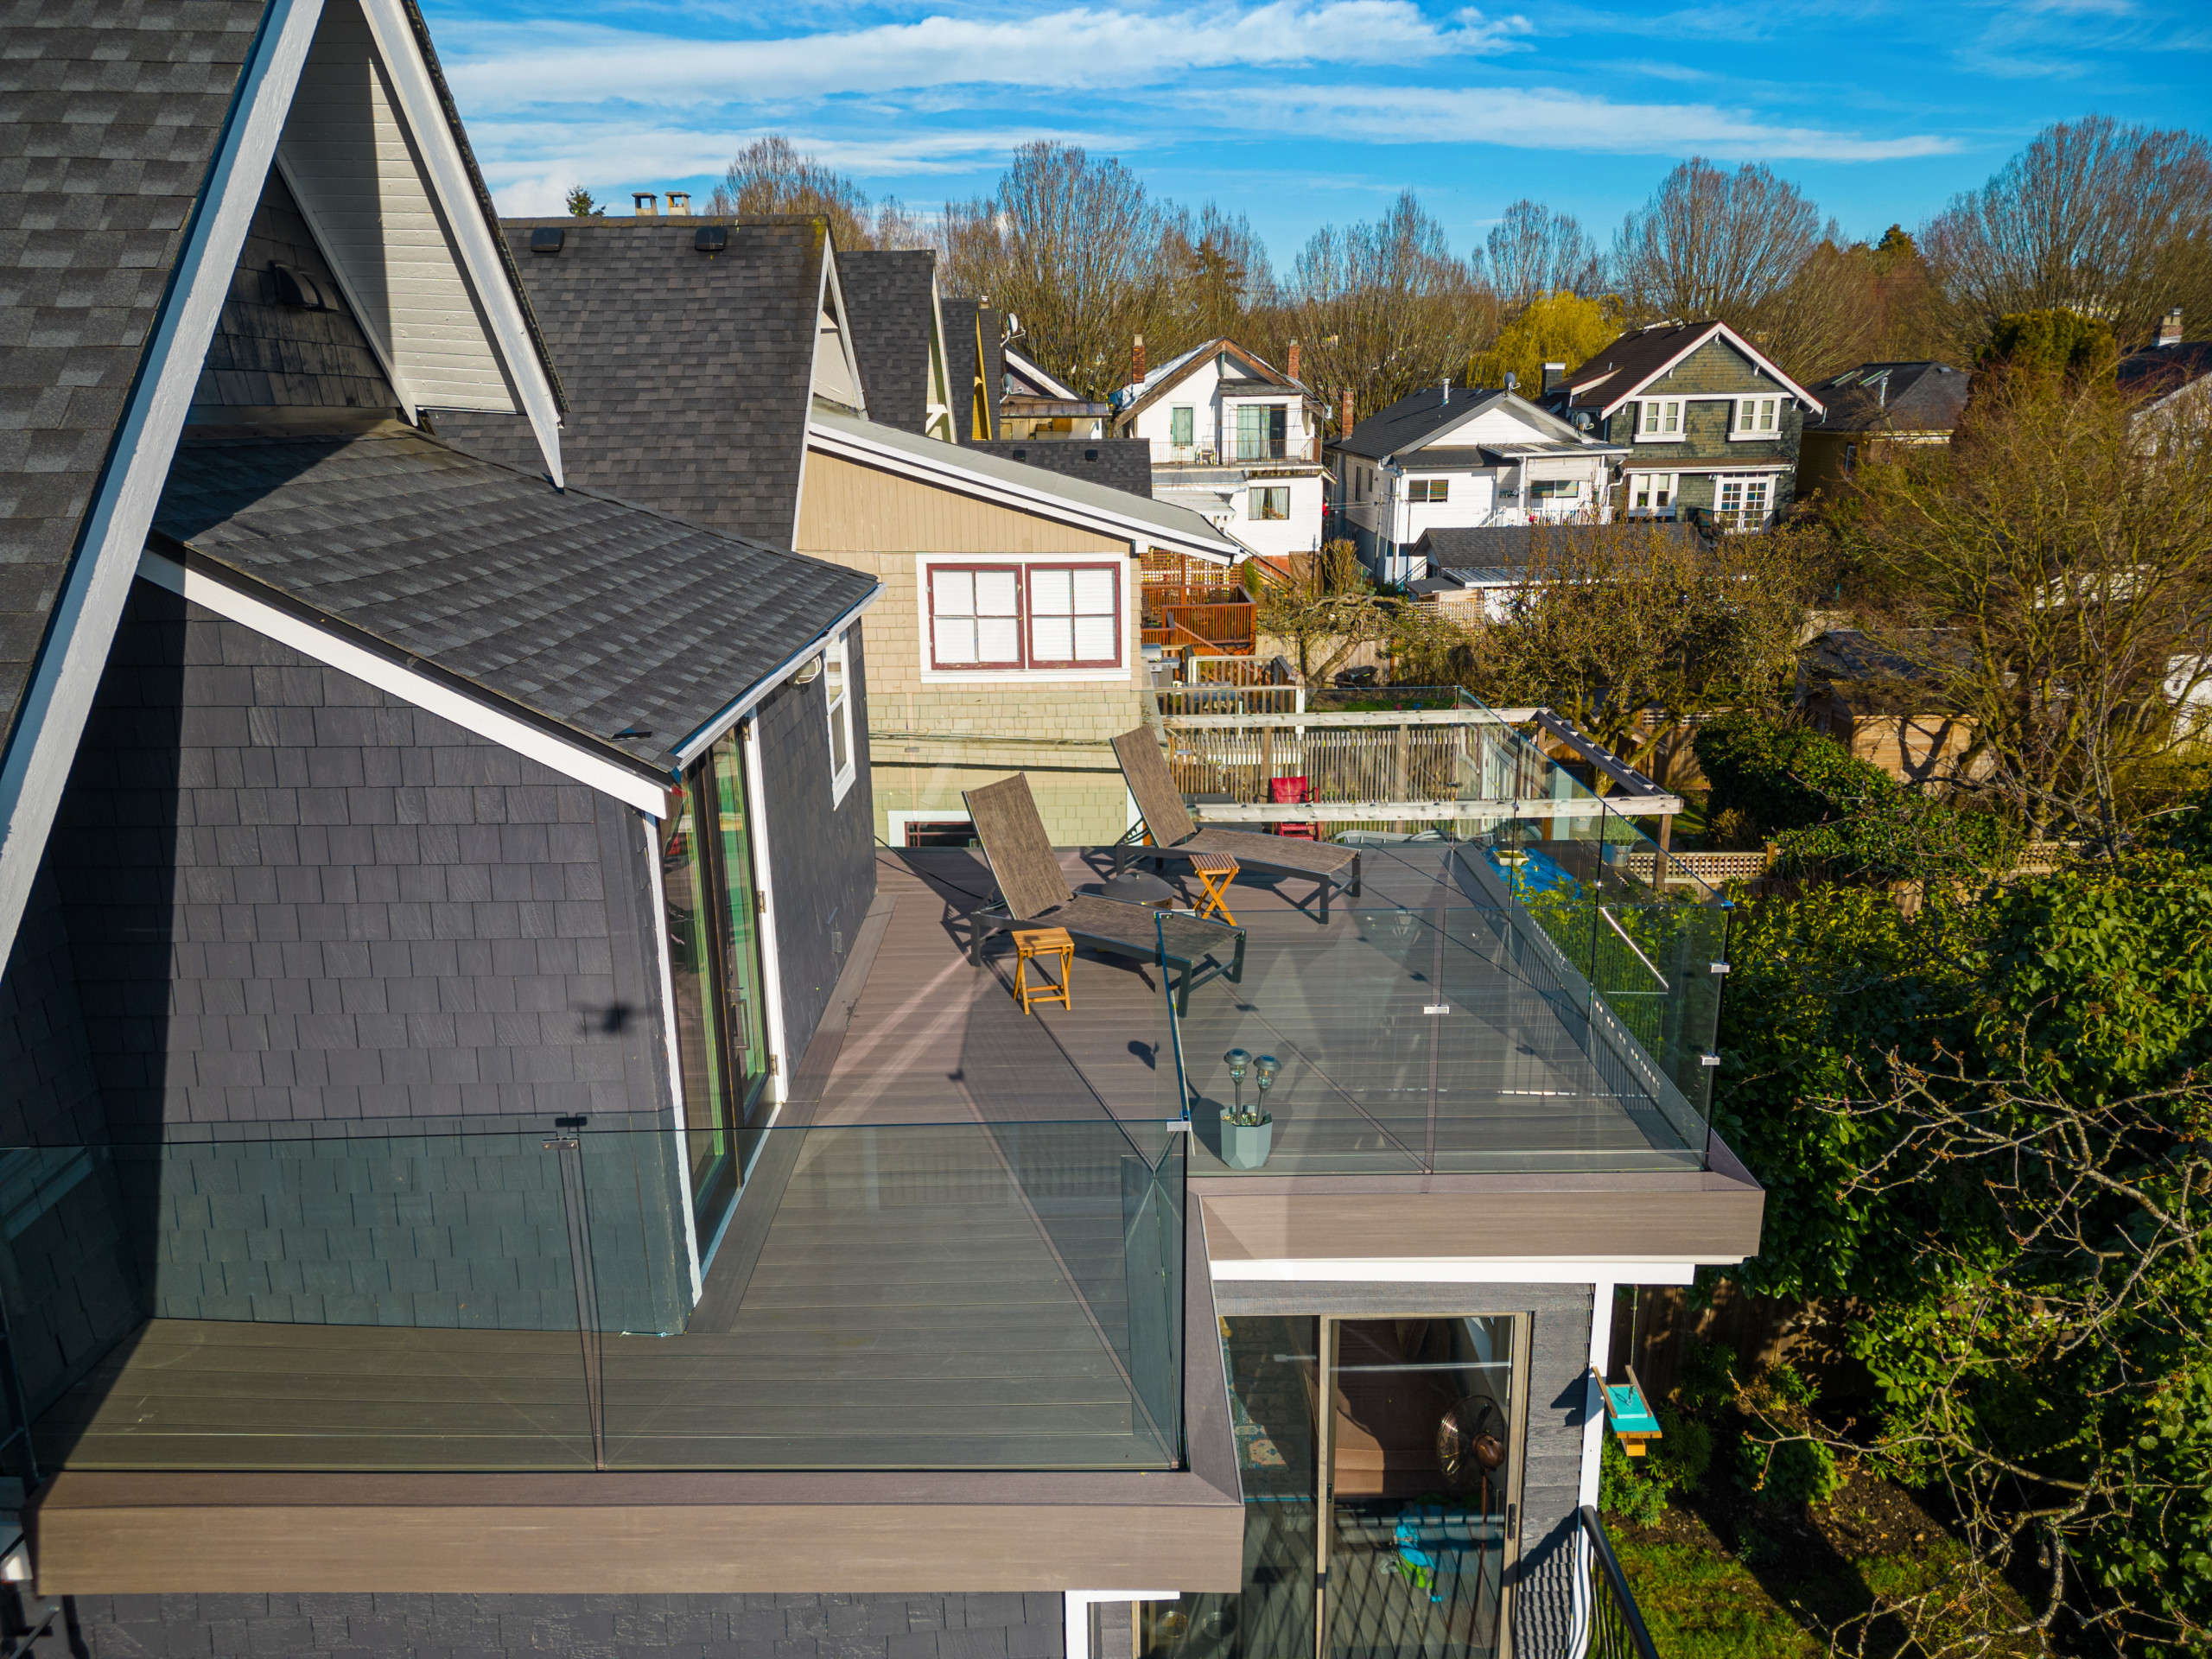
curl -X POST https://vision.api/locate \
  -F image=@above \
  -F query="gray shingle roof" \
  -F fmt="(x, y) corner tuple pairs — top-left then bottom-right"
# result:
(0, 0), (268, 752)
(941, 298), (1004, 442)
(838, 249), (939, 435)
(153, 425), (876, 773)
(1806, 361), (1968, 433)
(432, 216), (831, 546)
(967, 438), (1154, 499)
(1554, 322), (1724, 410)
(2119, 340), (2212, 403)
(1413, 520), (1698, 575)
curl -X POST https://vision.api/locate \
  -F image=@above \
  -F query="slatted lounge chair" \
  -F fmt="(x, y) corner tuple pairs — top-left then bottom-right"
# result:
(1111, 728), (1362, 921)
(963, 774), (1244, 1016)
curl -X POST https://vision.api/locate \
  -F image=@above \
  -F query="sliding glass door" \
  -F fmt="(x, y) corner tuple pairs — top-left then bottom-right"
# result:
(661, 728), (773, 1248)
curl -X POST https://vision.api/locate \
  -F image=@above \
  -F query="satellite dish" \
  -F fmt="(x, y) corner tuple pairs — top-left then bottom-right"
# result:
(1436, 1394), (1507, 1494)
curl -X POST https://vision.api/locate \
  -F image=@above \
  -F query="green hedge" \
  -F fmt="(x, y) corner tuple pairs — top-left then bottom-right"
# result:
(1692, 712), (1897, 836)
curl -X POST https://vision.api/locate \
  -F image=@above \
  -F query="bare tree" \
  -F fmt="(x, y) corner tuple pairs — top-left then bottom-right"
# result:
(1255, 541), (1446, 686)
(1480, 199), (1602, 308)
(1159, 202), (1274, 346)
(1289, 192), (1499, 418)
(703, 136), (929, 252)
(1844, 376), (2212, 847)
(1922, 117), (2212, 353)
(938, 143), (1174, 398)
(1613, 159), (1825, 328)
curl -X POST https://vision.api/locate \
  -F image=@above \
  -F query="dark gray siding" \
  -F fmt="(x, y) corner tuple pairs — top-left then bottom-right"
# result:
(48, 579), (671, 1132)
(27, 1591), (1069, 1659)
(0, 863), (104, 1146)
(1207, 1278), (1593, 1659)
(758, 628), (876, 1066)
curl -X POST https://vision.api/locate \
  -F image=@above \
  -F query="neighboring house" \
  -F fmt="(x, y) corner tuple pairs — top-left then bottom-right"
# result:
(1110, 338), (1325, 560)
(473, 216), (1239, 851)
(1408, 522), (1699, 620)
(1001, 341), (1112, 439)
(942, 296), (1007, 442)
(1797, 360), (1969, 499)
(1543, 321), (1823, 531)
(2119, 307), (2212, 431)
(1331, 383), (1626, 582)
(837, 249), (957, 442)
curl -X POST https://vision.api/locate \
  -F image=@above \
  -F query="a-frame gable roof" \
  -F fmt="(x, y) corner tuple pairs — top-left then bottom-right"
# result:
(840, 249), (947, 438)
(0, 0), (571, 967)
(1333, 385), (1598, 461)
(1558, 320), (1824, 417)
(1112, 337), (1315, 425)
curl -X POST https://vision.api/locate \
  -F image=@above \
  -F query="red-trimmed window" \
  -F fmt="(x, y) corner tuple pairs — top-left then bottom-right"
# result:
(926, 562), (1122, 671)
(928, 565), (1023, 669)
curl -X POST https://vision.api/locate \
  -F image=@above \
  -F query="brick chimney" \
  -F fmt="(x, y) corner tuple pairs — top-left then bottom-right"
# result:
(1341, 386), (1354, 433)
(1132, 334), (1146, 382)
(632, 192), (658, 216)
(1287, 339), (1301, 384)
(1541, 360), (1567, 395)
(2159, 306), (2184, 348)
(665, 191), (691, 216)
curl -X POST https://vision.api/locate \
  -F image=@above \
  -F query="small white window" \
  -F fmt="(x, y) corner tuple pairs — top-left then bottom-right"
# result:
(1027, 565), (1118, 667)
(823, 632), (855, 803)
(1250, 486), (1290, 520)
(930, 566), (1022, 668)
(1637, 399), (1683, 440)
(1731, 397), (1781, 438)
(1629, 474), (1676, 514)
(1408, 479), (1448, 504)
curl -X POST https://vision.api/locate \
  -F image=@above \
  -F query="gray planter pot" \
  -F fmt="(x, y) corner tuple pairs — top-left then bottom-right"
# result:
(1219, 1116), (1274, 1170)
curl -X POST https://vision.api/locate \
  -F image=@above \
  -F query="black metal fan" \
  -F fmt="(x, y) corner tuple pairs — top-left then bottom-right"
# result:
(1435, 1393), (1508, 1496)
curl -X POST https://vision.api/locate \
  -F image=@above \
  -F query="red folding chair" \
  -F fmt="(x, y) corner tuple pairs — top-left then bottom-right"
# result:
(1270, 775), (1319, 839)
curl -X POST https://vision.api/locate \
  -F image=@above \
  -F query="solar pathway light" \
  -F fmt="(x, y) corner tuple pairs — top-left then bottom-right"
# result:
(1219, 1048), (1275, 1170)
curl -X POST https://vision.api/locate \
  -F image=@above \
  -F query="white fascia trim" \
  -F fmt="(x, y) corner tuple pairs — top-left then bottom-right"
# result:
(668, 584), (881, 770)
(741, 715), (791, 1112)
(1581, 1279), (1614, 1510)
(1598, 321), (1825, 419)
(137, 551), (670, 817)
(1004, 344), (1083, 403)
(1209, 1257), (1701, 1285)
(806, 422), (1238, 565)
(0, 0), (327, 966)
(353, 0), (563, 486)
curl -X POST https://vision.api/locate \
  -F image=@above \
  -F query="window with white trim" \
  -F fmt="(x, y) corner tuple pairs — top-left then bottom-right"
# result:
(927, 563), (1122, 671)
(823, 632), (856, 803)
(1731, 396), (1781, 438)
(1249, 486), (1290, 520)
(1636, 398), (1684, 440)
(1407, 479), (1449, 504)
(1716, 476), (1773, 529)
(1628, 473), (1676, 514)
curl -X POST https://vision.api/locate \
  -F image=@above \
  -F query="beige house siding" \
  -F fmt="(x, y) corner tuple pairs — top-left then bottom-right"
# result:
(798, 449), (1148, 846)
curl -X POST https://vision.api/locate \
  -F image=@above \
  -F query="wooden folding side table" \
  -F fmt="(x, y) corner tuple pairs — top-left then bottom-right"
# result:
(1011, 926), (1074, 1014)
(1185, 853), (1240, 925)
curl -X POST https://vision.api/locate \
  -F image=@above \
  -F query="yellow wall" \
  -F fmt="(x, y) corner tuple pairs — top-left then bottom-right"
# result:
(798, 449), (1147, 846)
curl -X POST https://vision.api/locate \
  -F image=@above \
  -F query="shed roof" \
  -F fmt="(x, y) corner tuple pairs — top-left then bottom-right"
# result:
(153, 424), (876, 775)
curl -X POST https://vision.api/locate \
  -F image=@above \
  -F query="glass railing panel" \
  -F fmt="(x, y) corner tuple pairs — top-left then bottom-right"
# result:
(594, 1119), (1184, 1471)
(10, 1129), (601, 1473)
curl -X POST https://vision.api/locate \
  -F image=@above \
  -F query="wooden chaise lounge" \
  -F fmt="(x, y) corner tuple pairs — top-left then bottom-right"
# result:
(963, 774), (1244, 1016)
(1110, 727), (1361, 920)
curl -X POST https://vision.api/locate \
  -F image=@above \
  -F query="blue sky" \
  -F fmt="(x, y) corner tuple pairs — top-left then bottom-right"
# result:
(426, 0), (2212, 274)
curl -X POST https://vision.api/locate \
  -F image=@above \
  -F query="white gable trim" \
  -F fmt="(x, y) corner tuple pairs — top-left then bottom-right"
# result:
(807, 420), (1242, 563)
(0, 0), (328, 967)
(137, 550), (671, 816)
(1003, 344), (1082, 403)
(1597, 322), (1825, 418)
(350, 0), (563, 485)
(1405, 389), (1591, 452)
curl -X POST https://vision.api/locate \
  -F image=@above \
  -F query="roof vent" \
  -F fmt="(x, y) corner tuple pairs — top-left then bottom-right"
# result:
(1011, 448), (1027, 461)
(632, 192), (658, 216)
(695, 225), (728, 254)
(1084, 448), (1099, 461)
(269, 264), (327, 310)
(530, 227), (564, 255)
(666, 191), (692, 216)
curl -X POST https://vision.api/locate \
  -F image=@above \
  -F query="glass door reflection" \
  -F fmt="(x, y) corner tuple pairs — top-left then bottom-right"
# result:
(1321, 1317), (1522, 1659)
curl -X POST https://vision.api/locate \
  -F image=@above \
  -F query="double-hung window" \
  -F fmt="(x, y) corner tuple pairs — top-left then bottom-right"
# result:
(1629, 474), (1676, 515)
(1249, 486), (1290, 520)
(928, 563), (1122, 671)
(1731, 396), (1780, 438)
(823, 632), (855, 803)
(1637, 398), (1683, 440)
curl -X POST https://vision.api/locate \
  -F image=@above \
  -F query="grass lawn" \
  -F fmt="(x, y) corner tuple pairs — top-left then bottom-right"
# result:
(1610, 1470), (2037, 1659)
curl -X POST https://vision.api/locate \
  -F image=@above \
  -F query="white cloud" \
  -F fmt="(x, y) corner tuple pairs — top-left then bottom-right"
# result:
(443, 2), (1532, 109)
